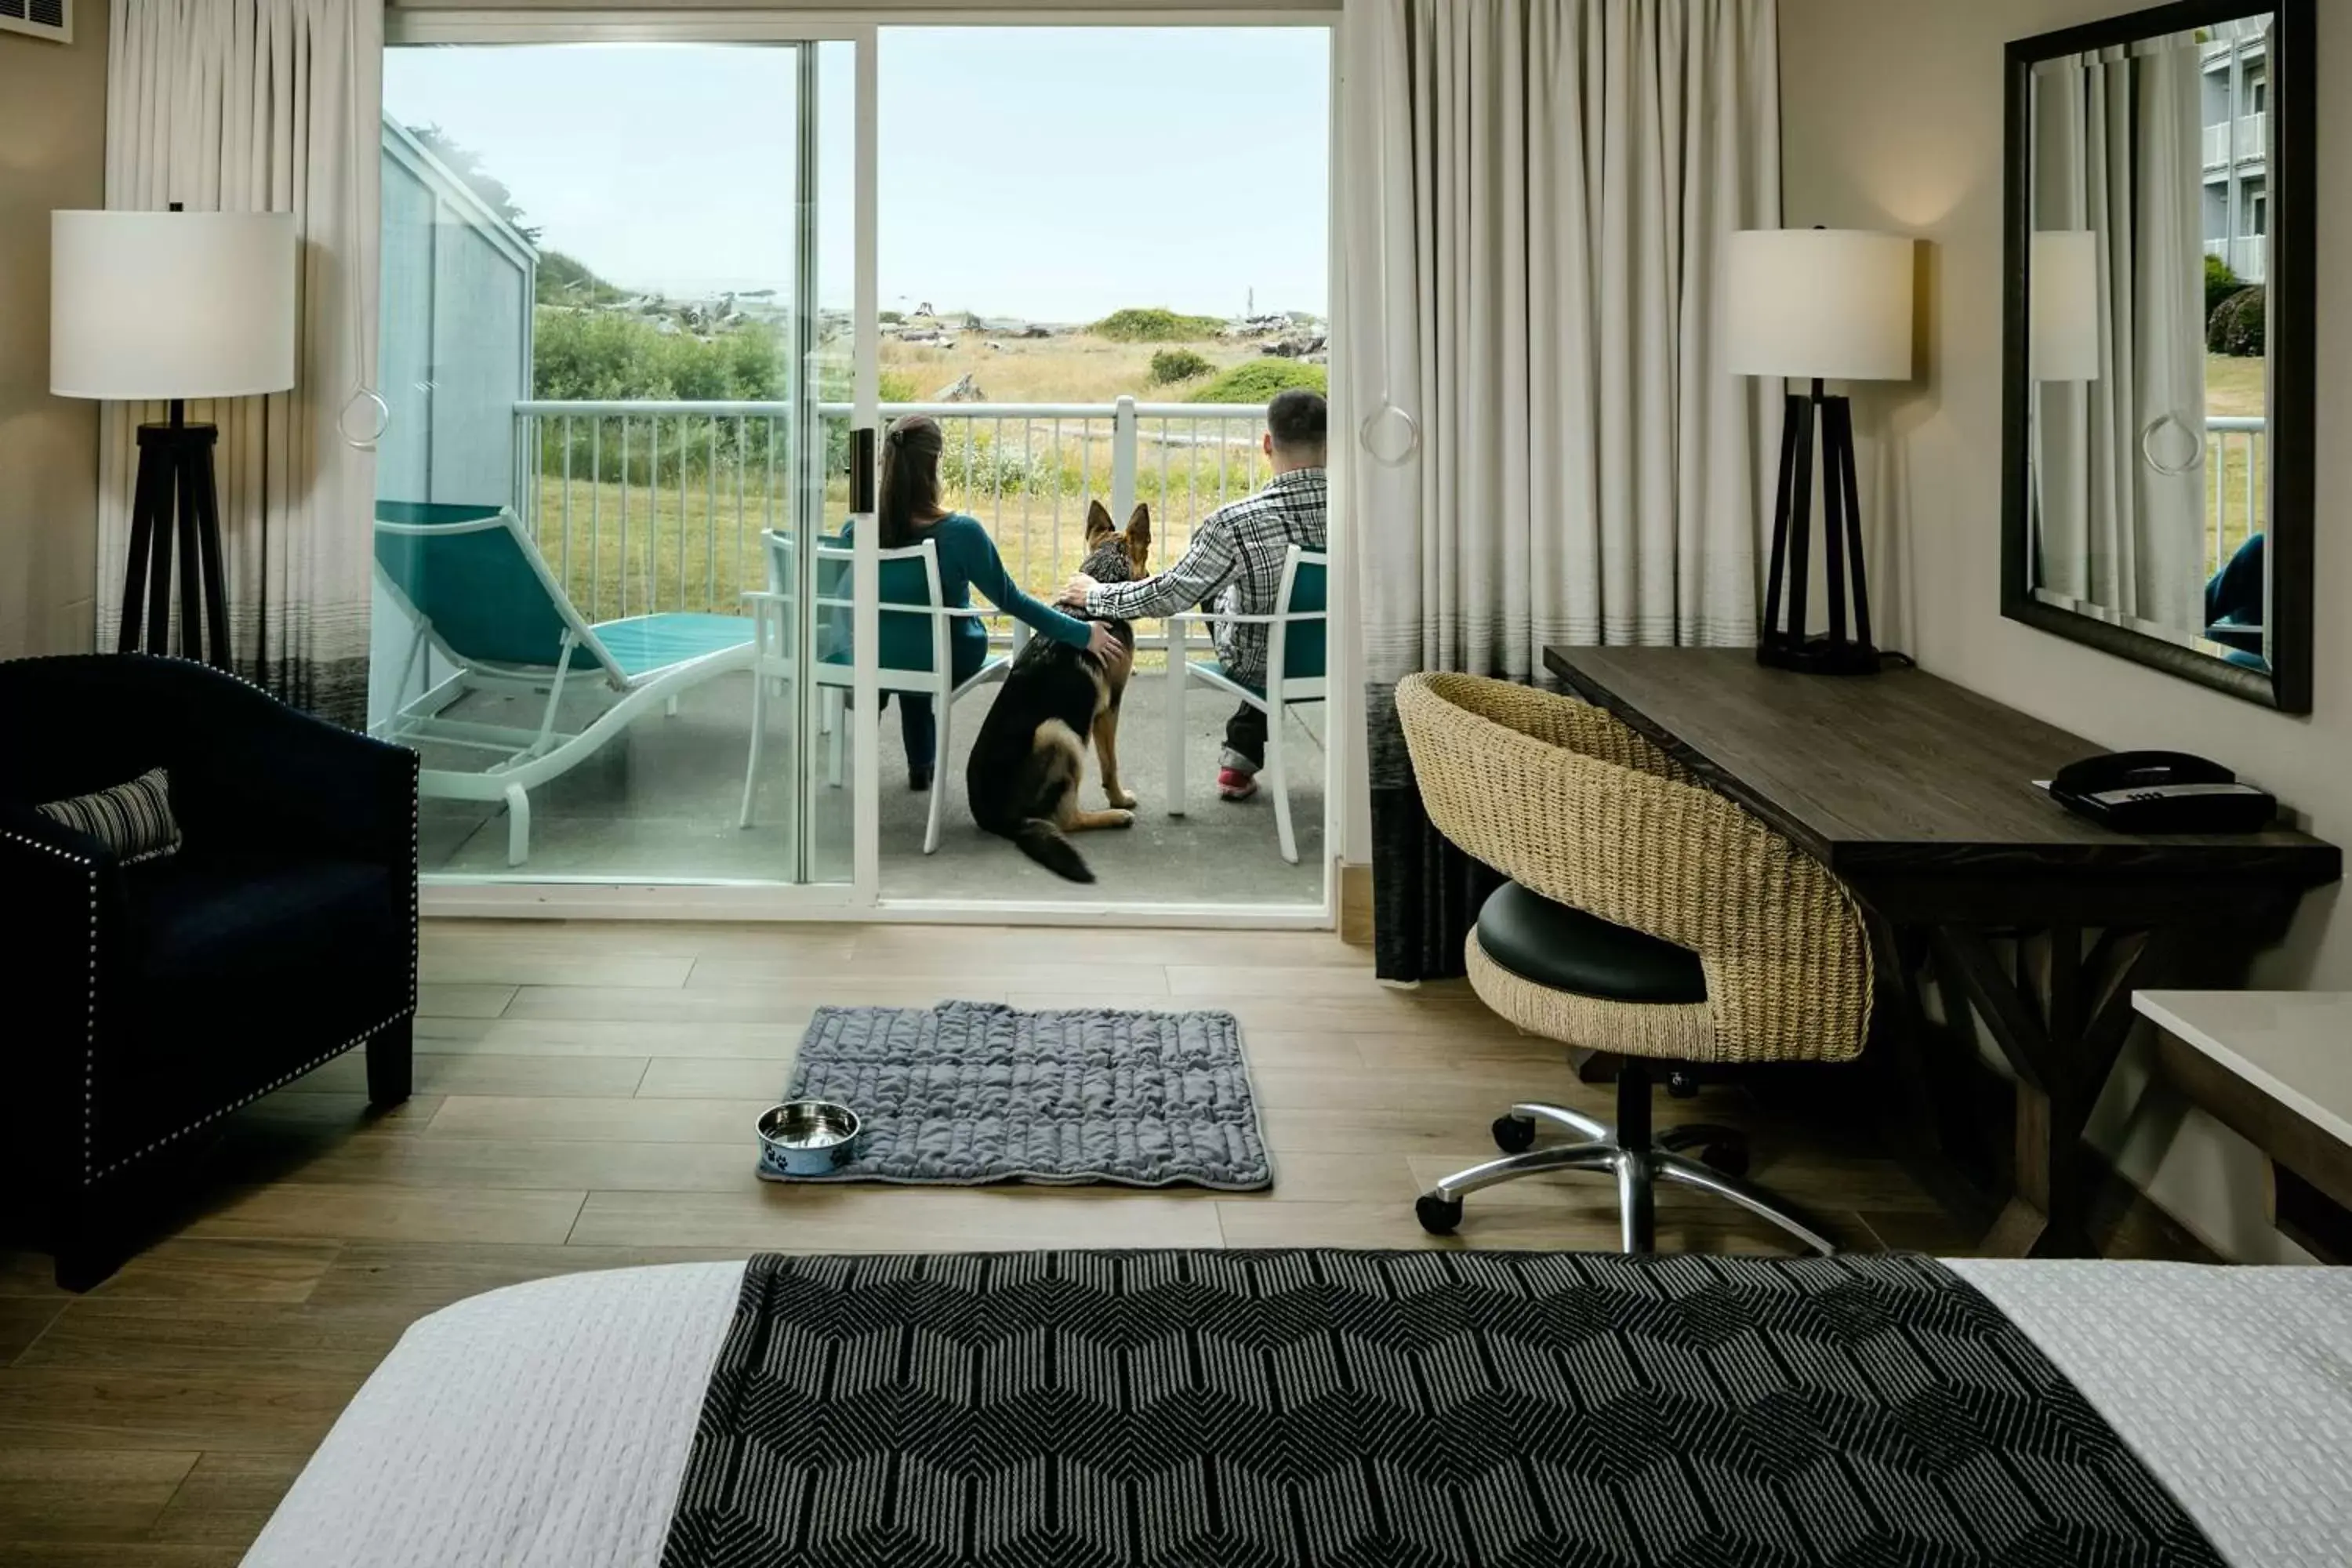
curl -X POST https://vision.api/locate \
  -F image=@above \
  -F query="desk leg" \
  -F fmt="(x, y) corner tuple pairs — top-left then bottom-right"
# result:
(1932, 927), (2176, 1258)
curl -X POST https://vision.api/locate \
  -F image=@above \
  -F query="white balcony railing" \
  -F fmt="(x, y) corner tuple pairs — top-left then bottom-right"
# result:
(510, 397), (1279, 649)
(2207, 416), (2267, 579)
(2204, 113), (2267, 171)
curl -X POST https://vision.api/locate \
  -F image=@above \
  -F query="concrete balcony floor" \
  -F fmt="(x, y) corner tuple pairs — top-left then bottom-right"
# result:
(412, 666), (1327, 906)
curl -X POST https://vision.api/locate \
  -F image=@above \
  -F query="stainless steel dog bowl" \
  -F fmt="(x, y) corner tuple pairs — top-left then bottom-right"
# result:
(757, 1100), (862, 1178)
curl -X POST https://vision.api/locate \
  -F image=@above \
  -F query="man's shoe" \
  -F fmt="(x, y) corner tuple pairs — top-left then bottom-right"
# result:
(909, 767), (934, 793)
(1217, 767), (1259, 801)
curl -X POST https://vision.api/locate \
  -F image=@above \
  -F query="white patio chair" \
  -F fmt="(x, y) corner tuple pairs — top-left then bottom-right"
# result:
(1162, 546), (1329, 864)
(739, 528), (1011, 855)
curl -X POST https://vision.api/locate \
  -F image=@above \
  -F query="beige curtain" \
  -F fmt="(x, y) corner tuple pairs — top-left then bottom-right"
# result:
(1341, 0), (1781, 978)
(2031, 36), (2207, 637)
(100, 0), (382, 725)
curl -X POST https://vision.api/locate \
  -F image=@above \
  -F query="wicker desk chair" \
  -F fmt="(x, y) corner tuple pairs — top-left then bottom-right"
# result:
(1395, 673), (1873, 1254)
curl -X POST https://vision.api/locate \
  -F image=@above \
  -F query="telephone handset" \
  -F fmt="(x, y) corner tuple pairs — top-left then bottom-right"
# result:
(2047, 750), (2277, 833)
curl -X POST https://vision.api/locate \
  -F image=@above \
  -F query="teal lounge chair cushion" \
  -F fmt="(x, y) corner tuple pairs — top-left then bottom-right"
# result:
(590, 614), (754, 681)
(376, 502), (597, 672)
(380, 503), (752, 683)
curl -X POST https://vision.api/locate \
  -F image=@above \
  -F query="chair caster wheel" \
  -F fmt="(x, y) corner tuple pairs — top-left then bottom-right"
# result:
(1492, 1115), (1537, 1154)
(1414, 1192), (1464, 1236)
(1668, 1071), (1701, 1099)
(1700, 1143), (1750, 1178)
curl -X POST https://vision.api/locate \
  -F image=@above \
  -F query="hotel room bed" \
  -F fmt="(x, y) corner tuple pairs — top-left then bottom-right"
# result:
(242, 1254), (2352, 1568)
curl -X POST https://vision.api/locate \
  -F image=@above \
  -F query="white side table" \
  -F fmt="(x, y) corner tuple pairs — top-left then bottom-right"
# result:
(2135, 991), (2352, 1263)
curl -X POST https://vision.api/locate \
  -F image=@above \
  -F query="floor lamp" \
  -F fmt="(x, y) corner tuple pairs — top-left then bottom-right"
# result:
(50, 208), (298, 669)
(1726, 229), (1915, 676)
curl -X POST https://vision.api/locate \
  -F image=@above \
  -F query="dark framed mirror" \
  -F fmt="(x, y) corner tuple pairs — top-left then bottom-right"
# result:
(2003, 0), (2314, 713)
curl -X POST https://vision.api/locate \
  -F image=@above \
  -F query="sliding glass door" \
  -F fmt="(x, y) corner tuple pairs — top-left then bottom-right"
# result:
(371, 21), (879, 895)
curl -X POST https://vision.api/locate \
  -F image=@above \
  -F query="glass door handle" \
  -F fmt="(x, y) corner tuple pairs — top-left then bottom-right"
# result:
(849, 426), (877, 515)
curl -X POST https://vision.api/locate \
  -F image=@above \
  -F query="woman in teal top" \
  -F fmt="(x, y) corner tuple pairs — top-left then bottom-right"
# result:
(869, 415), (1123, 789)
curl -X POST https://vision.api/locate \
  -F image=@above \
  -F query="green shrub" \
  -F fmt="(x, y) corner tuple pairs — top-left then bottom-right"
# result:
(879, 310), (905, 325)
(1092, 307), (1226, 343)
(532, 306), (784, 484)
(535, 307), (782, 404)
(2205, 255), (2247, 320)
(2209, 285), (2267, 357)
(1187, 359), (1327, 405)
(1148, 348), (1214, 386)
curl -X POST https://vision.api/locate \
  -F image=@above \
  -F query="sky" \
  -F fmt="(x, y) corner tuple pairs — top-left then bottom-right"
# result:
(383, 28), (1330, 322)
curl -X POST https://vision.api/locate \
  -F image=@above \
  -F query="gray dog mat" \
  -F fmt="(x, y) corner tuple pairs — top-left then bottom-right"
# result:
(776, 1000), (1272, 1190)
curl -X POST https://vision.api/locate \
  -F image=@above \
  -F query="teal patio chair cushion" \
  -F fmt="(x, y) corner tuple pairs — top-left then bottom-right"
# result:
(1282, 557), (1327, 683)
(1191, 660), (1266, 699)
(814, 544), (950, 675)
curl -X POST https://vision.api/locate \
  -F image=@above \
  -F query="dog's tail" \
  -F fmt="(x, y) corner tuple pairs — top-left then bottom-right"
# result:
(1011, 819), (1094, 884)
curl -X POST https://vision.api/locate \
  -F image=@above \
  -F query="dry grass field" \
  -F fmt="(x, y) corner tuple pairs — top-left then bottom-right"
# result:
(880, 326), (1265, 406)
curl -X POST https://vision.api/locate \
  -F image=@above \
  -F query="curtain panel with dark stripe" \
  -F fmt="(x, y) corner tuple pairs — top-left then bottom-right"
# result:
(1338, 0), (1783, 979)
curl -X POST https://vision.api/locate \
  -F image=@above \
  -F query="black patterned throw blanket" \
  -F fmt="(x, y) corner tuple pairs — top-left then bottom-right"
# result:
(660, 1250), (2224, 1568)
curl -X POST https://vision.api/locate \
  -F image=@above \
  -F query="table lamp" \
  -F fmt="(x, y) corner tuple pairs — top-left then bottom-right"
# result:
(1726, 228), (1916, 675)
(51, 206), (298, 668)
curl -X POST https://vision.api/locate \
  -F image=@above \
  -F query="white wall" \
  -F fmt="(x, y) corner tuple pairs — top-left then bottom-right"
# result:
(0, 12), (108, 659)
(1780, 0), (2349, 1260)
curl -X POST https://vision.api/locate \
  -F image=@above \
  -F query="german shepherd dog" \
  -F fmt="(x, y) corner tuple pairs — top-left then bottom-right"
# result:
(965, 501), (1150, 882)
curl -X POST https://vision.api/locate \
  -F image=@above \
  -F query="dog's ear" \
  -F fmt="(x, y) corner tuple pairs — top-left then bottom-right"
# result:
(1084, 499), (1115, 544)
(1126, 503), (1152, 571)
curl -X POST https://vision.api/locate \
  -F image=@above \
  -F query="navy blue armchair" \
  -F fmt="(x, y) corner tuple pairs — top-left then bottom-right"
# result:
(0, 655), (417, 1289)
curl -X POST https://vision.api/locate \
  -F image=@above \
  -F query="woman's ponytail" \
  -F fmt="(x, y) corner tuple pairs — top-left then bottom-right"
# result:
(877, 415), (944, 548)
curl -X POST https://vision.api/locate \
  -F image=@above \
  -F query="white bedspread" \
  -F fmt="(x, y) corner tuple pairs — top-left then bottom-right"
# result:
(243, 1261), (742, 1568)
(244, 1258), (2352, 1568)
(1955, 1259), (2352, 1568)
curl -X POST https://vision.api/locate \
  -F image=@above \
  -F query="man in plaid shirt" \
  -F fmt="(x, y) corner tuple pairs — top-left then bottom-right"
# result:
(1060, 389), (1327, 801)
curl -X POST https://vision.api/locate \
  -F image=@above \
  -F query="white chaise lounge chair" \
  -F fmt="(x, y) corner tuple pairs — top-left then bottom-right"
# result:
(375, 502), (755, 866)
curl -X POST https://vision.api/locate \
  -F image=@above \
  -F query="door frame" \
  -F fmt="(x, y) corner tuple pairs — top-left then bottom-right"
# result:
(390, 8), (1346, 930)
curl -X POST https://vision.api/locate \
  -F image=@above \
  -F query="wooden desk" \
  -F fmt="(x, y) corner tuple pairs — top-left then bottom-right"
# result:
(1546, 647), (2342, 1256)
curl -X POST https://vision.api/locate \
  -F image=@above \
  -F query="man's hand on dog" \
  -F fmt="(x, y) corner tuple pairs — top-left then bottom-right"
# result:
(1058, 572), (1098, 608)
(1085, 621), (1129, 671)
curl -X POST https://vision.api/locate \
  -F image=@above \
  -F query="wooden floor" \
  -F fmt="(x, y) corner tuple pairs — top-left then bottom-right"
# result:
(0, 919), (2139, 1563)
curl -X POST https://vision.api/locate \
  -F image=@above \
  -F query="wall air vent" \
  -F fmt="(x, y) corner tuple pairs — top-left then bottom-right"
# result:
(0, 0), (71, 45)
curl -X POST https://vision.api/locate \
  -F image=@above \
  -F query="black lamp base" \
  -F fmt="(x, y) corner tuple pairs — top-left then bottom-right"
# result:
(1757, 634), (1882, 677)
(118, 401), (230, 669)
(1758, 381), (1878, 677)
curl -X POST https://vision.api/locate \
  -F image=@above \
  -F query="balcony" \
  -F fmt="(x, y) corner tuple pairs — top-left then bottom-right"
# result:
(390, 395), (1327, 901)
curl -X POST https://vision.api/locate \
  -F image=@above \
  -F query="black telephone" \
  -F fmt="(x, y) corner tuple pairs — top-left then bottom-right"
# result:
(2047, 751), (2277, 833)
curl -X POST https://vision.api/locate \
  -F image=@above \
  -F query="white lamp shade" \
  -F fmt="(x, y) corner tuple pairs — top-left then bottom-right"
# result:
(1725, 229), (1915, 383)
(2031, 230), (2102, 383)
(50, 210), (298, 401)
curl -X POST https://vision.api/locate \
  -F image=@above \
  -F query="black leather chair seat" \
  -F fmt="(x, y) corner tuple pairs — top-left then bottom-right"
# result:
(1477, 880), (1706, 1004)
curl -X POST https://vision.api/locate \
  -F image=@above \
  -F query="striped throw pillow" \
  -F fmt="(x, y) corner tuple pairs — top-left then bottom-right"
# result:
(38, 768), (182, 866)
